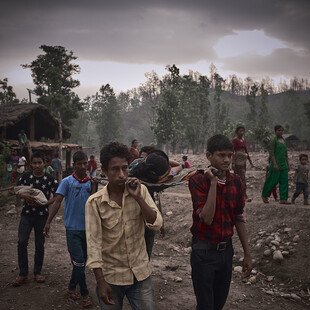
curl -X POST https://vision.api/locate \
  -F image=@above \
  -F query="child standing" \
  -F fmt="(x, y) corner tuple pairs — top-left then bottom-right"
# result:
(87, 155), (98, 178)
(189, 134), (252, 310)
(292, 154), (309, 205)
(182, 155), (192, 168)
(13, 152), (58, 286)
(44, 151), (96, 308)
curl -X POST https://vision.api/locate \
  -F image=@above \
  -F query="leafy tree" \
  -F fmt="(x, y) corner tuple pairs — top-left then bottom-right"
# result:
(22, 45), (82, 126)
(90, 84), (121, 146)
(0, 78), (19, 105)
(246, 83), (259, 127)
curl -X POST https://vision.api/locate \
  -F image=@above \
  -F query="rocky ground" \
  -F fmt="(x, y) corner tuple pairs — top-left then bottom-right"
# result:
(0, 151), (309, 309)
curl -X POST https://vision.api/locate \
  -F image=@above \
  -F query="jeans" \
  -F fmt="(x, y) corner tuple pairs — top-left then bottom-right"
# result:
(66, 230), (89, 296)
(191, 240), (233, 310)
(17, 214), (47, 277)
(97, 276), (154, 310)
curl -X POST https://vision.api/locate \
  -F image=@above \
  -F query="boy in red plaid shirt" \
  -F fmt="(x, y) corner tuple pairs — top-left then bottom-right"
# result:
(189, 134), (252, 310)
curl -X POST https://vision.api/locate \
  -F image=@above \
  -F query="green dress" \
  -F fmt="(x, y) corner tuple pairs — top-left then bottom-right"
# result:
(262, 137), (288, 200)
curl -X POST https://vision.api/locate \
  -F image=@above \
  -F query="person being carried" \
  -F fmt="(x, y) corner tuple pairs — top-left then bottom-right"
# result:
(87, 155), (98, 178)
(13, 151), (58, 287)
(189, 134), (252, 310)
(262, 125), (290, 204)
(292, 153), (309, 205)
(232, 125), (253, 202)
(44, 151), (95, 308)
(85, 141), (163, 309)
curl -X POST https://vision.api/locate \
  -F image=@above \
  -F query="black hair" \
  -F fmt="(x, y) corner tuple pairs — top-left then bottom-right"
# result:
(299, 153), (308, 161)
(182, 155), (188, 160)
(139, 146), (155, 156)
(235, 125), (245, 133)
(131, 139), (138, 145)
(73, 151), (88, 164)
(149, 149), (169, 163)
(207, 134), (233, 154)
(90, 154), (95, 158)
(274, 125), (283, 132)
(100, 141), (131, 170)
(31, 151), (45, 162)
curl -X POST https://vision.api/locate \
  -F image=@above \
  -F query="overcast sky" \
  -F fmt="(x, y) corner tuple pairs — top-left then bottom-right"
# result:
(1, 0), (309, 99)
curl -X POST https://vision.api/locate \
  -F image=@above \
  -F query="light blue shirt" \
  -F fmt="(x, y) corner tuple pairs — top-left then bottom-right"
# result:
(56, 175), (92, 230)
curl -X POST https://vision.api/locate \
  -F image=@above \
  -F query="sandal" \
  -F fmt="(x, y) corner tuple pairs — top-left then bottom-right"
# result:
(34, 274), (45, 283)
(280, 200), (291, 205)
(68, 290), (81, 301)
(262, 197), (269, 203)
(12, 276), (27, 287)
(81, 295), (93, 308)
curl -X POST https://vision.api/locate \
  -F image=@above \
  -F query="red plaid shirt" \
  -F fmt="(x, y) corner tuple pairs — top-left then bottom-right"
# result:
(189, 172), (245, 244)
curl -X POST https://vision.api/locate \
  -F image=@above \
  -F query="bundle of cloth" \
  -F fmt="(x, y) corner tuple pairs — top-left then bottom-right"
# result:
(14, 185), (48, 205)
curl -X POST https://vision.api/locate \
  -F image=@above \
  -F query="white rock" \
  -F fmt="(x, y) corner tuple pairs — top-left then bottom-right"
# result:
(273, 250), (284, 262)
(290, 293), (301, 301)
(251, 269), (257, 275)
(284, 227), (292, 233)
(6, 207), (17, 214)
(265, 236), (273, 244)
(249, 276), (257, 284)
(263, 249), (272, 256)
(233, 266), (243, 273)
(271, 240), (280, 246)
(266, 290), (275, 296)
(282, 251), (290, 257)
(166, 211), (173, 216)
(184, 247), (191, 254)
(267, 276), (274, 282)
(292, 235), (300, 242)
(55, 216), (62, 222)
(174, 277), (183, 282)
(271, 245), (276, 251)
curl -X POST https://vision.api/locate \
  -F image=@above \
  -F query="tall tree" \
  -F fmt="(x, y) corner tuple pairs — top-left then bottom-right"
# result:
(0, 78), (19, 105)
(22, 45), (82, 126)
(246, 82), (259, 127)
(91, 84), (121, 146)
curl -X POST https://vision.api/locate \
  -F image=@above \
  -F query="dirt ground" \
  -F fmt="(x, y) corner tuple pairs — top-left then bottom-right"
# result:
(0, 151), (310, 310)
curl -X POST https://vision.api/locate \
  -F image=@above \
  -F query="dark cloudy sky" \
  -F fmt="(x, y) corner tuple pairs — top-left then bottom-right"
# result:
(1, 0), (309, 99)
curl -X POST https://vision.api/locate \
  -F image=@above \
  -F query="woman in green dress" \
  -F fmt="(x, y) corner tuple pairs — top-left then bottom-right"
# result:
(262, 125), (290, 204)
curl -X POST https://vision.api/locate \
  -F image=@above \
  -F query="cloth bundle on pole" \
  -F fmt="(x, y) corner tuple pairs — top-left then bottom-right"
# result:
(14, 185), (48, 205)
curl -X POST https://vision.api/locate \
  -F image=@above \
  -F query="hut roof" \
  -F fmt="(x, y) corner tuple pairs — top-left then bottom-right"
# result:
(0, 103), (70, 139)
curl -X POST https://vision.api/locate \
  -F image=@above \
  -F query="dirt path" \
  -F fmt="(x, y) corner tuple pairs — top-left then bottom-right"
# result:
(1, 151), (310, 309)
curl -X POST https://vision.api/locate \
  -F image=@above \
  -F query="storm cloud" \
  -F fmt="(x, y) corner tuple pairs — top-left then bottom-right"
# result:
(0, 0), (309, 92)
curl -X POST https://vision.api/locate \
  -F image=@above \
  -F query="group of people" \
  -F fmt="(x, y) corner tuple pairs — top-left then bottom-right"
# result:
(232, 124), (309, 206)
(10, 127), (307, 310)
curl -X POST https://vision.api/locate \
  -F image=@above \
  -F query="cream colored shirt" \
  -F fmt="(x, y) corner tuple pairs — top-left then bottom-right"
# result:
(85, 184), (163, 285)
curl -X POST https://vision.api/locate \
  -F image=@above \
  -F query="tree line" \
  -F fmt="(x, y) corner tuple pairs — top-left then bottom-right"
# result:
(1, 45), (310, 152)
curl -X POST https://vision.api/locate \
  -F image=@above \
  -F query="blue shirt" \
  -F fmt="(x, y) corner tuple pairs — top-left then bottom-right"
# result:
(56, 175), (92, 230)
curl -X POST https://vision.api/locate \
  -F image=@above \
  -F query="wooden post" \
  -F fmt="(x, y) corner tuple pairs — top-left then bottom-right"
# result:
(58, 112), (63, 180)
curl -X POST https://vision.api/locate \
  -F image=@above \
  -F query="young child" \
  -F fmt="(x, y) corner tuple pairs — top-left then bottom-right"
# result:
(85, 142), (163, 309)
(189, 134), (252, 310)
(44, 151), (96, 308)
(13, 151), (58, 286)
(182, 155), (192, 168)
(292, 154), (309, 205)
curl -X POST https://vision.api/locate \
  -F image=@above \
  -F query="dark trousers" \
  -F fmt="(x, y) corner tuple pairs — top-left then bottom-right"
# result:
(191, 240), (233, 310)
(66, 230), (89, 296)
(292, 182), (309, 201)
(17, 214), (47, 277)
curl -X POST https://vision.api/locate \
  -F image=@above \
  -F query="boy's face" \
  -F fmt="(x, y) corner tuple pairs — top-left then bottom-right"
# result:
(237, 128), (245, 137)
(31, 157), (45, 174)
(300, 157), (308, 165)
(103, 157), (129, 186)
(275, 127), (284, 137)
(74, 158), (88, 175)
(207, 150), (233, 171)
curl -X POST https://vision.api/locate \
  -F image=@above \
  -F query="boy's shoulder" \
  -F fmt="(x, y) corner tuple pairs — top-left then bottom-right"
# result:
(87, 186), (108, 204)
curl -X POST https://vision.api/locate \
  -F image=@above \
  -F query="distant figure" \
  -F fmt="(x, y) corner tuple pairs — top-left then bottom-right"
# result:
(129, 139), (139, 163)
(182, 155), (192, 169)
(292, 154), (309, 205)
(87, 155), (98, 178)
(232, 125), (253, 202)
(17, 154), (27, 175)
(262, 125), (290, 204)
(18, 130), (28, 147)
(51, 153), (62, 181)
(44, 158), (55, 177)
